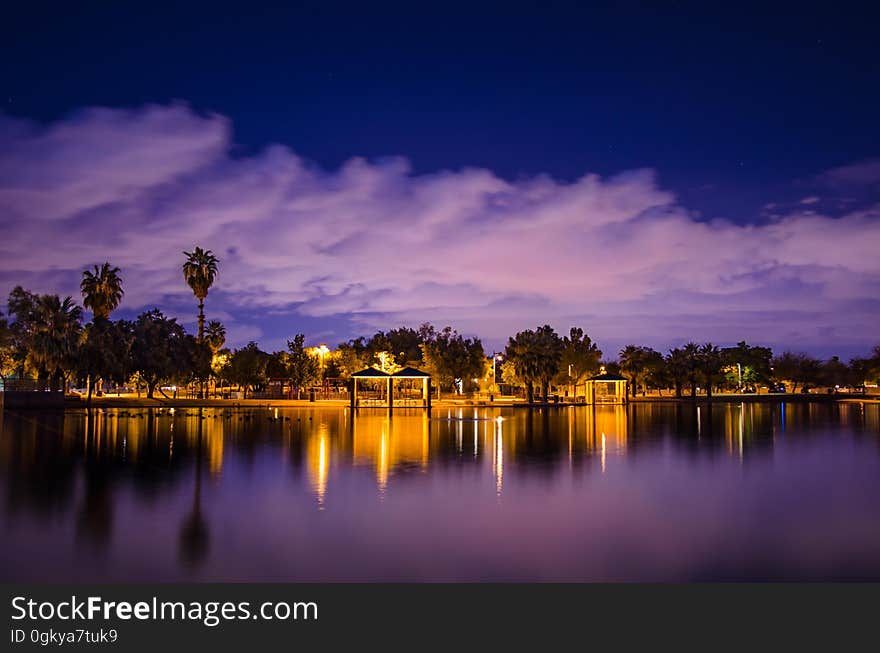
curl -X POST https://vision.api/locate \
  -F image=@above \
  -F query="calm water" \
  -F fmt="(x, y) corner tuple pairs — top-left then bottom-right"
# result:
(2, 402), (880, 581)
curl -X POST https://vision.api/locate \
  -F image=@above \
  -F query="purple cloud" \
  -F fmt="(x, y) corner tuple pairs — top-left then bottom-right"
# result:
(1, 104), (878, 357)
(819, 159), (880, 186)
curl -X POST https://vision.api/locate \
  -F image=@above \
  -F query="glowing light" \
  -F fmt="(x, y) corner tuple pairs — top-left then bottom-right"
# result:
(493, 418), (504, 496)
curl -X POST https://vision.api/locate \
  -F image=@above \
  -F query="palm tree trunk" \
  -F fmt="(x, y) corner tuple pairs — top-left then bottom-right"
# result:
(198, 297), (205, 343)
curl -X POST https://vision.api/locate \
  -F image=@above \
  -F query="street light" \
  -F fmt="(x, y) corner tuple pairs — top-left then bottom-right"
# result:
(317, 344), (329, 375)
(493, 353), (503, 387)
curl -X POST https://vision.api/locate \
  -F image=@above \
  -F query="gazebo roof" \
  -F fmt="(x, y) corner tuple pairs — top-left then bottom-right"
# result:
(589, 372), (628, 382)
(392, 367), (431, 378)
(351, 367), (391, 378)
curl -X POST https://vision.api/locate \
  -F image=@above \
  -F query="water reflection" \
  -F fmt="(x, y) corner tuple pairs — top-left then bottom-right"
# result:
(1, 402), (879, 581)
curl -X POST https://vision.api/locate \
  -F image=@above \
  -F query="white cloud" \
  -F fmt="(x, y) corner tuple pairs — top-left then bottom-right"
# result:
(1, 104), (878, 355)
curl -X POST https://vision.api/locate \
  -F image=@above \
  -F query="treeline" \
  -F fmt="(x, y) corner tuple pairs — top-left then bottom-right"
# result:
(1, 254), (879, 400)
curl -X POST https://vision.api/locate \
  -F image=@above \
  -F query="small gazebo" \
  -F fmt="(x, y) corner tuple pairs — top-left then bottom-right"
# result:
(585, 371), (628, 405)
(349, 367), (432, 410)
(350, 367), (391, 408)
(392, 367), (432, 407)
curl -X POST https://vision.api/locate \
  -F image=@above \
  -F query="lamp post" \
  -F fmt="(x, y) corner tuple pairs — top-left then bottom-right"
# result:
(317, 344), (329, 397)
(493, 353), (503, 388)
(317, 344), (329, 374)
(568, 363), (573, 400)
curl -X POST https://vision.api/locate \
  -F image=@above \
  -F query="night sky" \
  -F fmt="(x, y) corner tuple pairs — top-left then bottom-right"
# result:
(2, 1), (879, 357)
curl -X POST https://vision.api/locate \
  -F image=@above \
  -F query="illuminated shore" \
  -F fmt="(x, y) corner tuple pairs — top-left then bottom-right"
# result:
(55, 393), (879, 409)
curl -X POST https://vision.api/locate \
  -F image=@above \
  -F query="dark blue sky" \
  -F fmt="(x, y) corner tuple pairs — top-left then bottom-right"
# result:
(3, 1), (878, 222)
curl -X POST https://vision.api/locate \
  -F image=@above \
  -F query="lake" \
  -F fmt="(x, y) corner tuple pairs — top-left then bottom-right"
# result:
(2, 402), (879, 581)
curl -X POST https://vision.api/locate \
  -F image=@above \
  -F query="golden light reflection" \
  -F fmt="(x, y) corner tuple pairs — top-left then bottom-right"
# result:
(350, 412), (431, 494)
(378, 422), (389, 494)
(306, 422), (330, 507)
(584, 406), (627, 469)
(493, 417), (503, 496)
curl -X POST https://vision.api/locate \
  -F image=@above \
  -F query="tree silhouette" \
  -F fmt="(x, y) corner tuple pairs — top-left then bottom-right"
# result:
(182, 247), (219, 343)
(80, 263), (124, 320)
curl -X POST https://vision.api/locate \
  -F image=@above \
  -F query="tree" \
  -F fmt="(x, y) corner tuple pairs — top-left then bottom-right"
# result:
(720, 341), (773, 389)
(505, 325), (563, 403)
(369, 327), (425, 366)
(180, 336), (214, 390)
(77, 319), (133, 401)
(618, 345), (663, 398)
(557, 328), (602, 396)
(696, 343), (723, 397)
(0, 311), (16, 386)
(286, 334), (321, 398)
(222, 342), (270, 397)
(130, 309), (190, 398)
(682, 342), (702, 397)
(204, 320), (226, 353)
(665, 348), (690, 398)
(421, 326), (485, 394)
(27, 294), (83, 391)
(500, 359), (525, 389)
(336, 337), (371, 378)
(850, 348), (880, 386)
(819, 356), (852, 389)
(80, 263), (124, 320)
(771, 351), (821, 392)
(182, 247), (219, 343)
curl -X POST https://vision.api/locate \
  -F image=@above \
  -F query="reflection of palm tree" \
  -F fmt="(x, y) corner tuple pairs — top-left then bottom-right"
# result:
(179, 410), (210, 568)
(76, 467), (114, 548)
(182, 247), (219, 343)
(80, 263), (124, 320)
(76, 410), (113, 550)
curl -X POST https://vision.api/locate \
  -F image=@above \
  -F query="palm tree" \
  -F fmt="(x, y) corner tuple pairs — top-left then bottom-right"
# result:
(682, 342), (702, 397)
(665, 348), (690, 398)
(204, 320), (226, 353)
(182, 247), (219, 343)
(619, 345), (663, 398)
(80, 263), (124, 320)
(505, 325), (562, 403)
(698, 343), (722, 397)
(203, 320), (226, 399)
(29, 295), (83, 391)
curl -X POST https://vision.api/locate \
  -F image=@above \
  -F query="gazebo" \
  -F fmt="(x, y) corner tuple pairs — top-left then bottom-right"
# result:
(350, 367), (432, 411)
(585, 371), (628, 405)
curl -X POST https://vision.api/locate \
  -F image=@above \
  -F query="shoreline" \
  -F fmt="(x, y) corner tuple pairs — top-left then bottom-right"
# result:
(39, 393), (880, 410)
